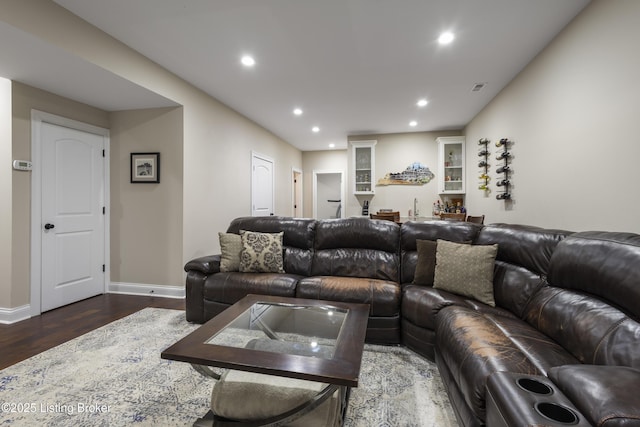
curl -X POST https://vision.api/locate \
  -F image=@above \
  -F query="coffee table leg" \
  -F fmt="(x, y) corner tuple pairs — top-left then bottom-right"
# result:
(191, 364), (222, 380)
(254, 318), (282, 341)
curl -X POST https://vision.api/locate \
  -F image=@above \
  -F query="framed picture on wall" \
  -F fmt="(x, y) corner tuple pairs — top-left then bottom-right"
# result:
(130, 152), (160, 183)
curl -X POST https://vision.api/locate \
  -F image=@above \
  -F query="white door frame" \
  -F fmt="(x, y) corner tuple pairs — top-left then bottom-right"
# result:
(291, 167), (303, 217)
(30, 110), (110, 316)
(251, 151), (275, 216)
(312, 169), (345, 219)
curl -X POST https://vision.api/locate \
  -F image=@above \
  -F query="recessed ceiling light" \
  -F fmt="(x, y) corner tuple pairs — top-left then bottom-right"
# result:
(293, 108), (303, 116)
(329, 143), (335, 148)
(312, 126), (320, 133)
(417, 99), (428, 107)
(438, 32), (455, 45)
(241, 55), (255, 67)
(409, 121), (418, 127)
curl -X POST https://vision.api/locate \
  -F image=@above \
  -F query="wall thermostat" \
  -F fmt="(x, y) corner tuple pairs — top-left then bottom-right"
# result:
(13, 160), (33, 171)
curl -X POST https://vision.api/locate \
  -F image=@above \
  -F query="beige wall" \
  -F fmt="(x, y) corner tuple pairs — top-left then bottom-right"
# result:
(464, 0), (640, 232)
(1, 1), (302, 308)
(9, 83), (109, 308)
(347, 132), (461, 218)
(109, 108), (184, 285)
(0, 78), (12, 308)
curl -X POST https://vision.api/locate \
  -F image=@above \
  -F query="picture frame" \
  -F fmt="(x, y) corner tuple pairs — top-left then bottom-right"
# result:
(130, 152), (160, 183)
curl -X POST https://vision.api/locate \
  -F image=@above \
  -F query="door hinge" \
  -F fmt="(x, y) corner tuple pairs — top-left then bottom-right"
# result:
(103, 206), (106, 215)
(102, 149), (105, 157)
(102, 264), (105, 272)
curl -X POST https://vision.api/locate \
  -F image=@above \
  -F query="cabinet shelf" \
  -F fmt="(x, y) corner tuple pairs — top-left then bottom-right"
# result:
(438, 136), (466, 194)
(351, 141), (376, 195)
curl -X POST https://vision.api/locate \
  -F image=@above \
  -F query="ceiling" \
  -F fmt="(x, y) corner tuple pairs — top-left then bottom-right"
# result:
(11, 1), (592, 151)
(0, 21), (177, 112)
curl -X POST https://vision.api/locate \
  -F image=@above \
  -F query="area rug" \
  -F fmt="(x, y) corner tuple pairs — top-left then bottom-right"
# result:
(0, 308), (457, 426)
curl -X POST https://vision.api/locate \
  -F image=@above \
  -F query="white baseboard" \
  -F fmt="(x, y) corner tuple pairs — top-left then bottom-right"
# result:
(108, 282), (185, 299)
(0, 304), (31, 324)
(0, 285), (183, 324)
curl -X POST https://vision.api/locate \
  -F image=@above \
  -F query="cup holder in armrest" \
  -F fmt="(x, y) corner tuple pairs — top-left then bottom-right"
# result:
(517, 377), (553, 395)
(487, 372), (591, 427)
(535, 402), (579, 425)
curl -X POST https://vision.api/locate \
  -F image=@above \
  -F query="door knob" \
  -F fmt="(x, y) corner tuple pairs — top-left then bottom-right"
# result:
(44, 223), (55, 230)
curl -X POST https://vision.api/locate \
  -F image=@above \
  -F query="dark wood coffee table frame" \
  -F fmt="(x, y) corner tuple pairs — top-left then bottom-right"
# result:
(162, 294), (369, 426)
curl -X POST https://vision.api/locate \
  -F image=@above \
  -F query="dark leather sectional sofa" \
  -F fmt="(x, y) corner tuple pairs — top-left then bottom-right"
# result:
(185, 216), (640, 427)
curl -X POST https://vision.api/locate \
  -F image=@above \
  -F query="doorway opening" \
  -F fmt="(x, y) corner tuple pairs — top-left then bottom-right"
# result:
(312, 170), (344, 219)
(292, 168), (303, 217)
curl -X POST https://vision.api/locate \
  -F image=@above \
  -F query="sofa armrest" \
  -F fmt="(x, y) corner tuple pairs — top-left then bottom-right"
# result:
(184, 255), (221, 323)
(549, 364), (640, 427)
(184, 254), (221, 275)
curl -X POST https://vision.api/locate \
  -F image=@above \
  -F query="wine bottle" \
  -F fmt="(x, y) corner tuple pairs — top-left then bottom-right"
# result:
(478, 184), (488, 190)
(497, 179), (510, 187)
(495, 138), (509, 147)
(496, 151), (511, 160)
(478, 138), (489, 145)
(496, 193), (511, 200)
(479, 173), (490, 180)
(478, 161), (488, 167)
(478, 150), (488, 157)
(496, 165), (510, 174)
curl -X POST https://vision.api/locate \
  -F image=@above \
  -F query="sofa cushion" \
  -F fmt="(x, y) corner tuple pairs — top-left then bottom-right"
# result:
(476, 223), (571, 276)
(227, 217), (317, 276)
(549, 365), (640, 427)
(436, 305), (577, 421)
(524, 286), (640, 368)
(239, 230), (285, 273)
(402, 285), (515, 331)
(433, 240), (498, 307)
(203, 272), (300, 304)
(548, 231), (640, 321)
(400, 220), (482, 284)
(436, 306), (541, 421)
(312, 218), (400, 282)
(219, 232), (242, 272)
(296, 276), (400, 317)
(491, 260), (546, 319)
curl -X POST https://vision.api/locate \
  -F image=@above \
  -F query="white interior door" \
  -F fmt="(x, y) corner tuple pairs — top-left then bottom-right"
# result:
(252, 153), (274, 216)
(40, 122), (106, 312)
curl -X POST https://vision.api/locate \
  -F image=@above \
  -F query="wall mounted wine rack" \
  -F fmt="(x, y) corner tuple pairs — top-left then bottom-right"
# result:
(478, 138), (490, 192)
(495, 138), (512, 200)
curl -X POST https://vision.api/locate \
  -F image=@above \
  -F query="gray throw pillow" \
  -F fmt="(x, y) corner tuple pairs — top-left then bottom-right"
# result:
(239, 230), (285, 273)
(433, 239), (498, 306)
(218, 232), (242, 272)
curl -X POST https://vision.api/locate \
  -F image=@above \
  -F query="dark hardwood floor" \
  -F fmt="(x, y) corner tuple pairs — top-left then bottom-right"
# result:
(0, 293), (184, 370)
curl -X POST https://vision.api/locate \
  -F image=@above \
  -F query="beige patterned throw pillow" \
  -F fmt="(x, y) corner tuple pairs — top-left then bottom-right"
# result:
(239, 230), (285, 273)
(433, 239), (498, 306)
(219, 232), (242, 272)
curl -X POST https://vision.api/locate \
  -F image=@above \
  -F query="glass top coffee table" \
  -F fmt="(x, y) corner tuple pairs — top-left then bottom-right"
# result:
(162, 294), (369, 426)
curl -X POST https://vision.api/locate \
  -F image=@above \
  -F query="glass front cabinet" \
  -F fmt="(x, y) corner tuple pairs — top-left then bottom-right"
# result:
(437, 136), (466, 194)
(351, 140), (376, 195)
